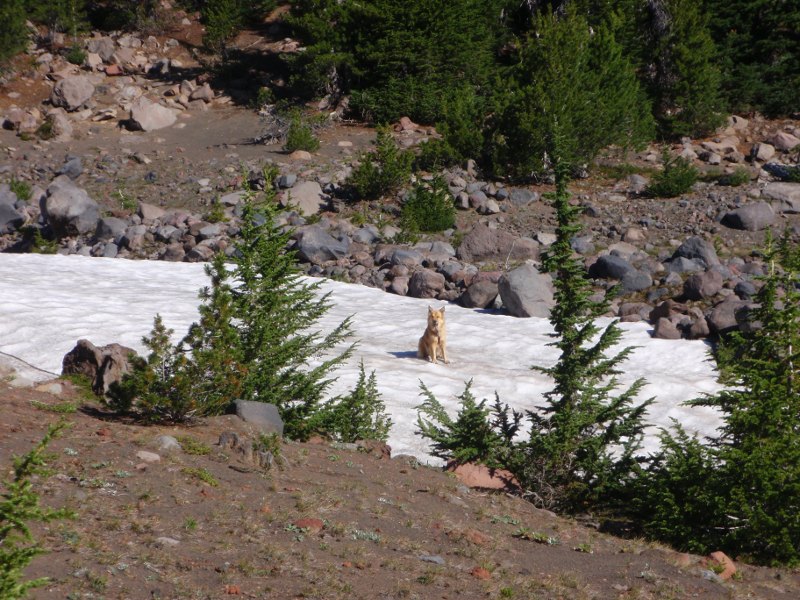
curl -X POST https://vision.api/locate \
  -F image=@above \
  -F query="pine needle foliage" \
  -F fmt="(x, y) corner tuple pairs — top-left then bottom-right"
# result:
(0, 0), (28, 64)
(1, 421), (73, 599)
(416, 380), (509, 467)
(202, 168), (355, 439)
(401, 176), (456, 233)
(346, 126), (413, 201)
(644, 231), (800, 565)
(321, 361), (391, 443)
(513, 156), (651, 511)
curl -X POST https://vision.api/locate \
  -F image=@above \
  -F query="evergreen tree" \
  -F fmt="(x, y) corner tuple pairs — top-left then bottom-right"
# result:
(416, 381), (508, 467)
(211, 172), (354, 439)
(288, 0), (504, 124)
(644, 0), (724, 137)
(0, 0), (28, 64)
(512, 156), (652, 511)
(321, 361), (391, 443)
(488, 5), (653, 178)
(1, 422), (73, 599)
(643, 232), (800, 565)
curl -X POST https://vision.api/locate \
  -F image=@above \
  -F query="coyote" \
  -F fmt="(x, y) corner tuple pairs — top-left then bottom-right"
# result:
(418, 306), (448, 364)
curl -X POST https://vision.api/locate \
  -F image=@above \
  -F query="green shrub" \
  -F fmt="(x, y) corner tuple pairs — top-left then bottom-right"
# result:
(320, 361), (391, 443)
(346, 126), (412, 201)
(717, 167), (751, 187)
(646, 149), (699, 197)
(204, 201), (227, 223)
(416, 381), (507, 467)
(1, 421), (73, 599)
(283, 111), (320, 153)
(401, 176), (455, 233)
(202, 0), (243, 53)
(8, 179), (30, 203)
(64, 44), (85, 65)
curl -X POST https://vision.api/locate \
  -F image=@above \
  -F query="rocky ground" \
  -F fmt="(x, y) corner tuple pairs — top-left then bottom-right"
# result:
(2, 7), (800, 599)
(2, 12), (800, 343)
(3, 379), (800, 600)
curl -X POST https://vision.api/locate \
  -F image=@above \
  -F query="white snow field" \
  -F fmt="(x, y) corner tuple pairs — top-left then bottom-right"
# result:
(0, 253), (723, 462)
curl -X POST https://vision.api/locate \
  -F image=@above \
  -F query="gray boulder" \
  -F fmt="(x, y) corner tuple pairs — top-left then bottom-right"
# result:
(721, 202), (775, 231)
(672, 236), (720, 268)
(0, 204), (24, 234)
(284, 181), (326, 216)
(234, 400), (284, 436)
(762, 182), (800, 214)
(87, 36), (116, 62)
(296, 225), (351, 264)
(61, 339), (136, 397)
(666, 256), (704, 274)
(508, 188), (539, 207)
(408, 269), (446, 299)
(589, 254), (635, 280)
(683, 270), (724, 300)
(621, 270), (653, 293)
(653, 317), (681, 340)
(456, 223), (539, 263)
(57, 157), (83, 180)
(50, 76), (95, 111)
(707, 297), (749, 335)
(43, 176), (99, 238)
(498, 264), (554, 318)
(95, 217), (128, 240)
(459, 279), (498, 309)
(129, 96), (177, 131)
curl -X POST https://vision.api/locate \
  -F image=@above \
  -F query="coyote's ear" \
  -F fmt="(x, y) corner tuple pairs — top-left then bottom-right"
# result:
(428, 305), (434, 313)
(440, 306), (446, 314)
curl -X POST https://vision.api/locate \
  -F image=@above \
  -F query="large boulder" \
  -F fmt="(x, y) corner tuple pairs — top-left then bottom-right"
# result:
(129, 96), (178, 131)
(0, 203), (25, 234)
(234, 400), (284, 436)
(62, 339), (136, 396)
(283, 181), (327, 216)
(707, 297), (750, 335)
(589, 254), (635, 280)
(86, 36), (116, 62)
(456, 223), (539, 263)
(769, 131), (800, 152)
(683, 270), (724, 300)
(763, 182), (800, 214)
(671, 236), (720, 268)
(721, 202), (775, 231)
(50, 75), (95, 111)
(498, 264), (554, 318)
(95, 217), (129, 240)
(295, 225), (351, 264)
(42, 176), (100, 238)
(459, 279), (498, 309)
(408, 269), (446, 299)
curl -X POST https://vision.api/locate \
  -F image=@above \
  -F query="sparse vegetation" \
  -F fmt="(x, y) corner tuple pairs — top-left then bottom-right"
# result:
(401, 176), (456, 233)
(1, 422), (73, 599)
(283, 111), (321, 153)
(346, 126), (413, 201)
(320, 361), (391, 443)
(646, 149), (699, 198)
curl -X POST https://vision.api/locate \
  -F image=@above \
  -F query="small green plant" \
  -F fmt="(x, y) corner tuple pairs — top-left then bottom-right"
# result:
(253, 86), (275, 109)
(718, 167), (751, 187)
(181, 467), (218, 487)
(346, 126), (413, 201)
(184, 518), (197, 531)
(350, 529), (381, 543)
(574, 543), (593, 553)
(1, 421), (73, 599)
(500, 587), (515, 598)
(401, 176), (456, 233)
(115, 189), (137, 212)
(176, 436), (211, 456)
(490, 515), (520, 526)
(319, 361), (392, 443)
(646, 149), (699, 198)
(8, 178), (30, 202)
(29, 400), (77, 414)
(283, 111), (320, 153)
(512, 528), (559, 545)
(203, 201), (227, 224)
(64, 44), (85, 65)
(23, 227), (57, 255)
(34, 119), (54, 141)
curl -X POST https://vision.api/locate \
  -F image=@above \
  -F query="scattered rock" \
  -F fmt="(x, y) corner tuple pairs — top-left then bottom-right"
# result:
(129, 96), (178, 131)
(50, 75), (95, 111)
(498, 265), (554, 318)
(43, 176), (100, 238)
(447, 462), (520, 491)
(233, 400), (284, 436)
(721, 202), (775, 231)
(136, 450), (161, 463)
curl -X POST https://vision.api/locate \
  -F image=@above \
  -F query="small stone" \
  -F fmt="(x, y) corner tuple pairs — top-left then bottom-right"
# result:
(419, 555), (445, 565)
(135, 450), (161, 463)
(155, 536), (180, 547)
(470, 566), (491, 580)
(292, 518), (324, 534)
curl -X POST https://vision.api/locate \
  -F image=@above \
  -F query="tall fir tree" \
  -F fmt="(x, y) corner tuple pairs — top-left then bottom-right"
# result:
(0, 0), (28, 64)
(644, 0), (724, 137)
(512, 154), (652, 511)
(488, 5), (653, 178)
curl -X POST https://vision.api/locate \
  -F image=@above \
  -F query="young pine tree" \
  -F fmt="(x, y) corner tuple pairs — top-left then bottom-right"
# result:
(515, 156), (652, 511)
(1, 422), (73, 599)
(321, 361), (391, 443)
(207, 171), (354, 439)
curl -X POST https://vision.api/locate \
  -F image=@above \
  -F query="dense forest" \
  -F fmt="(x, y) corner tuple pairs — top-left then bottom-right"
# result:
(1, 0), (798, 176)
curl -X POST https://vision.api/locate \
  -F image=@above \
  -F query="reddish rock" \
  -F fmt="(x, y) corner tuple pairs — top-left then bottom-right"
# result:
(447, 462), (520, 491)
(708, 551), (736, 581)
(105, 64), (123, 76)
(293, 518), (324, 534)
(470, 566), (492, 580)
(463, 529), (492, 546)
